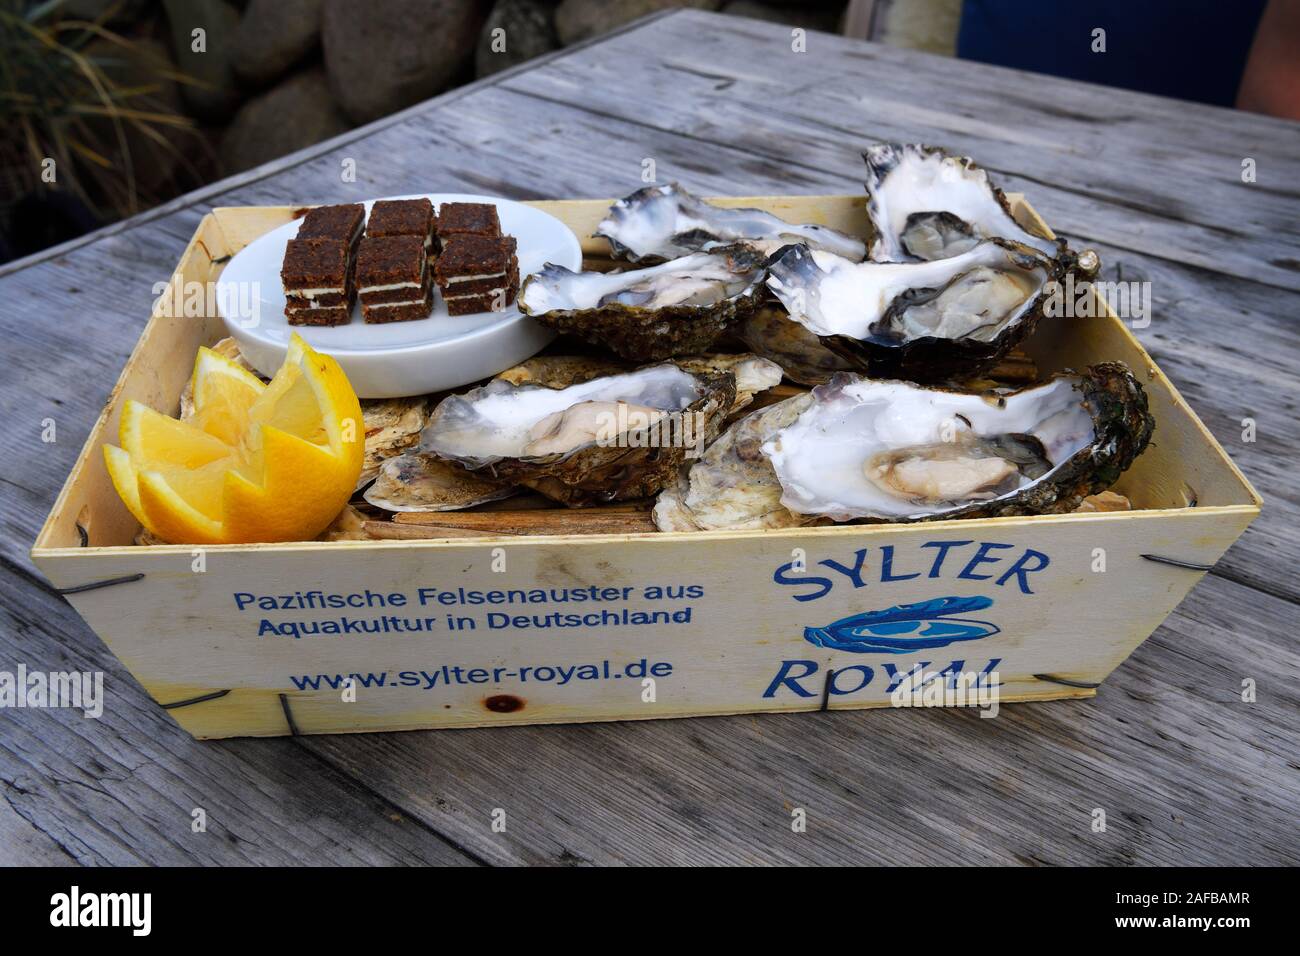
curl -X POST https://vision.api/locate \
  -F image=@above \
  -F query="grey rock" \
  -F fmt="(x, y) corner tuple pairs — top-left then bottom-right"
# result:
(555, 0), (721, 47)
(475, 0), (560, 78)
(322, 0), (487, 125)
(232, 0), (324, 88)
(163, 0), (244, 123)
(220, 67), (351, 173)
(721, 0), (843, 33)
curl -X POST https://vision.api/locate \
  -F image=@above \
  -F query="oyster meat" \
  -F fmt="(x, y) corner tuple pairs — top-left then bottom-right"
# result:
(864, 143), (1064, 263)
(596, 182), (866, 263)
(766, 239), (1059, 382)
(761, 363), (1153, 522)
(519, 244), (768, 360)
(422, 364), (735, 506)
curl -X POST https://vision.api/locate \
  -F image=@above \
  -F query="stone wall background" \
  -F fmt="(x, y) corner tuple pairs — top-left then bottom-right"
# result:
(4, 0), (962, 260)
(79, 0), (870, 177)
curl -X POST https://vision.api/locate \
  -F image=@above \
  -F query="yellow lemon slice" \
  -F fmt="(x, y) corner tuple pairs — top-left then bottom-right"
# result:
(105, 333), (364, 544)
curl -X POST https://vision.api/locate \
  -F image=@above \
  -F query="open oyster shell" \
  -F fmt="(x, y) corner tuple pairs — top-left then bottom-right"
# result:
(864, 143), (1065, 263)
(766, 238), (1061, 383)
(672, 353), (783, 413)
(653, 392), (824, 532)
(519, 244), (769, 361)
(422, 364), (736, 507)
(596, 182), (867, 263)
(761, 363), (1153, 522)
(496, 352), (782, 415)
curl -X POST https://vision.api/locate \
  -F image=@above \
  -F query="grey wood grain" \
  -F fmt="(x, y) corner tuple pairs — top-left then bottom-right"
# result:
(0, 563), (479, 866)
(0, 9), (1295, 865)
(290, 570), (1297, 866)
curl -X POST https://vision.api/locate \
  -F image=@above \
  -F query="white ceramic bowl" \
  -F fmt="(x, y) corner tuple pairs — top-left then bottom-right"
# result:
(216, 193), (581, 398)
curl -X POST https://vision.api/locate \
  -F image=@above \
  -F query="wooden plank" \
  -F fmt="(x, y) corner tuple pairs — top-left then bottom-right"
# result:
(0, 6), (1294, 865)
(389, 510), (659, 535)
(296, 570), (1297, 865)
(495, 12), (1300, 291)
(0, 564), (478, 865)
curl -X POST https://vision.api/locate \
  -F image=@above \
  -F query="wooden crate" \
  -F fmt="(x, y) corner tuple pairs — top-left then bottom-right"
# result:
(30, 195), (1261, 739)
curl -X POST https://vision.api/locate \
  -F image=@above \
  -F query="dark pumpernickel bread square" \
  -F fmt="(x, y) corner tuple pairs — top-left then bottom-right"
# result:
(367, 199), (435, 242)
(356, 235), (426, 289)
(444, 289), (516, 316)
(436, 202), (501, 239)
(289, 304), (351, 326)
(297, 204), (364, 243)
(434, 235), (516, 285)
(281, 237), (349, 290)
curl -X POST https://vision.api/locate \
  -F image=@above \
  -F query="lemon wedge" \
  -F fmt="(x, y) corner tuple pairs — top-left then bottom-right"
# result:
(105, 334), (364, 544)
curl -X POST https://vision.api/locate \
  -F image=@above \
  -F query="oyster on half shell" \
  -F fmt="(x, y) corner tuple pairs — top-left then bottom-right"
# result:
(864, 143), (1065, 263)
(761, 363), (1153, 522)
(596, 182), (867, 263)
(766, 238), (1060, 382)
(422, 364), (735, 507)
(495, 352), (783, 415)
(519, 243), (769, 360)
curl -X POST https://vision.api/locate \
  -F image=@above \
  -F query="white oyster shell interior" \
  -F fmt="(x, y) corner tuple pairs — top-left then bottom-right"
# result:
(520, 251), (763, 314)
(596, 182), (866, 262)
(762, 376), (1094, 520)
(423, 365), (703, 465)
(865, 143), (1061, 262)
(767, 240), (1051, 344)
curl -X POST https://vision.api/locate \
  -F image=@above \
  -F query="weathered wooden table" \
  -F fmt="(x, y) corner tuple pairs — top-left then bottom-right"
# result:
(3, 10), (1296, 865)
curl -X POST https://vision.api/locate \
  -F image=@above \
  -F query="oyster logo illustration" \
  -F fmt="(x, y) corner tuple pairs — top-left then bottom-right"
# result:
(803, 595), (1000, 654)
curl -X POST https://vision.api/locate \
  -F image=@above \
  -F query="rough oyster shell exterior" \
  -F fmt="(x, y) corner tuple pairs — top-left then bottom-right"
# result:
(596, 182), (867, 263)
(423, 367), (737, 507)
(518, 244), (769, 361)
(767, 238), (1064, 384)
(653, 392), (823, 532)
(364, 452), (517, 512)
(733, 301), (855, 386)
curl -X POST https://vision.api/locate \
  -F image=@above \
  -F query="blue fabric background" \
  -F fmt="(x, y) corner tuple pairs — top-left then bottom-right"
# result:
(957, 0), (1267, 106)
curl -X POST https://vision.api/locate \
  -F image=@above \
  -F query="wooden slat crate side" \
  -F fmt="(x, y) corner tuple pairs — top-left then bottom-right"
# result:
(27, 193), (1261, 738)
(34, 213), (231, 552)
(35, 503), (1252, 739)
